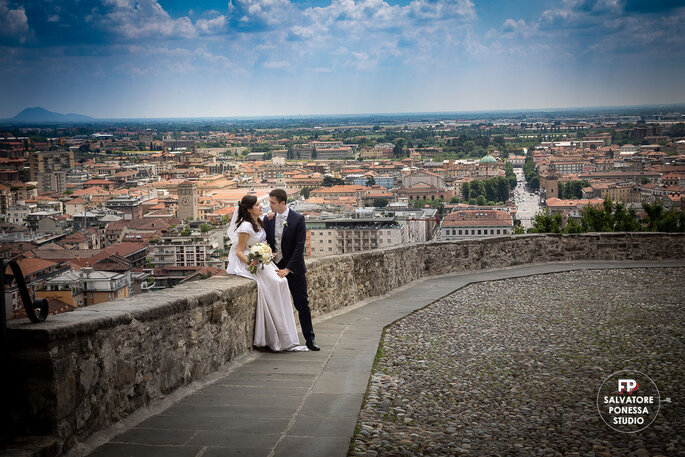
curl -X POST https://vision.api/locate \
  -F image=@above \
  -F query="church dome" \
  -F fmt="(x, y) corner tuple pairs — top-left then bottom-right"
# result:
(480, 154), (497, 164)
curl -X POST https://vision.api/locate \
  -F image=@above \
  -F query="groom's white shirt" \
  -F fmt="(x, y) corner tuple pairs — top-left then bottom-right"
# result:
(274, 207), (289, 263)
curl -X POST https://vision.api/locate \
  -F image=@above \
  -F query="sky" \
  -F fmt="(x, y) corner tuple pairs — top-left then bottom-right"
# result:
(1, 0), (684, 118)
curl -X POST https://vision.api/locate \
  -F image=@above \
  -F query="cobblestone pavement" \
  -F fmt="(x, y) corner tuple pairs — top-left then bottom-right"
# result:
(350, 268), (685, 457)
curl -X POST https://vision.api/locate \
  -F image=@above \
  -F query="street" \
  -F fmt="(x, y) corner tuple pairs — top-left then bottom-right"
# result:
(513, 168), (542, 229)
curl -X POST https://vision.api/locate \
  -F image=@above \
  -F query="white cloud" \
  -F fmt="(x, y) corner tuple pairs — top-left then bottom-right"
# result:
(263, 60), (291, 68)
(100, 0), (198, 39)
(0, 0), (29, 42)
(284, 0), (476, 70)
(407, 0), (475, 21)
(196, 15), (227, 34)
(229, 0), (297, 26)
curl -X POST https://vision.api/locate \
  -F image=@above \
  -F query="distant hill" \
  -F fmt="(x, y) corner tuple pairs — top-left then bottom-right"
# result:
(7, 107), (96, 123)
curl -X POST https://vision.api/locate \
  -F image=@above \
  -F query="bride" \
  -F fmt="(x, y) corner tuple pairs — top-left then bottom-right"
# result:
(226, 195), (307, 352)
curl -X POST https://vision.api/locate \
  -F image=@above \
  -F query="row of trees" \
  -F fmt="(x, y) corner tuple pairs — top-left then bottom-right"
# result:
(528, 200), (685, 234)
(523, 153), (540, 191)
(504, 162), (517, 189)
(558, 180), (590, 199)
(461, 176), (511, 205)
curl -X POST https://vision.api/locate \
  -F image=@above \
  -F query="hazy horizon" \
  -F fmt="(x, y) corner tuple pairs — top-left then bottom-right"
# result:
(2, 0), (684, 119)
(6, 102), (685, 124)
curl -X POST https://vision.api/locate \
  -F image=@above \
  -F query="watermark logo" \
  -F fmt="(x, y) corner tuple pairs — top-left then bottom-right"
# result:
(597, 371), (660, 433)
(617, 379), (639, 395)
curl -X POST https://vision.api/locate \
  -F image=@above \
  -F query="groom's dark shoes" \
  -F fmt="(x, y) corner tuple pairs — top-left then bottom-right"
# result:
(306, 340), (320, 351)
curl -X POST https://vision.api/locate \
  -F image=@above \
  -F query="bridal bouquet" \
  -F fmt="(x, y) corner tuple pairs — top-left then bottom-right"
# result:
(247, 243), (273, 274)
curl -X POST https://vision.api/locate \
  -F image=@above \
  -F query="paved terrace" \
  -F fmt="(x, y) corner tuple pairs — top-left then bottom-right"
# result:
(70, 259), (684, 457)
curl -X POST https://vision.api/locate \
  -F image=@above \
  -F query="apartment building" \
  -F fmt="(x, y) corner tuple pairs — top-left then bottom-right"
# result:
(38, 267), (131, 307)
(293, 144), (314, 160)
(584, 181), (641, 204)
(315, 147), (354, 160)
(150, 230), (223, 267)
(28, 151), (69, 179)
(549, 156), (586, 174)
(105, 195), (144, 219)
(439, 209), (513, 239)
(308, 218), (403, 257)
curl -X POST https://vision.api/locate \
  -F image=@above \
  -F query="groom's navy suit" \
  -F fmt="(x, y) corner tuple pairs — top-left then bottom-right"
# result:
(264, 209), (315, 344)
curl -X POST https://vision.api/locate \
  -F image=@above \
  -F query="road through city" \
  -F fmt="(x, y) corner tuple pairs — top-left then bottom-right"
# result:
(514, 168), (542, 229)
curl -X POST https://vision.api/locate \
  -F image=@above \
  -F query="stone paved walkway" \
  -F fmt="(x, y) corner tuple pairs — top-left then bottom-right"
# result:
(81, 260), (684, 457)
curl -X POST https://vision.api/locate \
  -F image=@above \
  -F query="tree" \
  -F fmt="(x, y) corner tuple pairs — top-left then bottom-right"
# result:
(513, 220), (525, 234)
(393, 139), (405, 157)
(496, 177), (509, 202)
(366, 176), (376, 187)
(373, 198), (389, 208)
(461, 182), (470, 200)
(322, 176), (345, 187)
(484, 179), (497, 202)
(300, 186), (314, 199)
(642, 201), (664, 231)
(529, 211), (563, 233)
(642, 201), (685, 232)
(505, 162), (517, 189)
(580, 199), (613, 232)
(470, 180), (486, 199)
(200, 223), (211, 233)
(529, 175), (540, 192)
(610, 202), (639, 232)
(658, 209), (685, 232)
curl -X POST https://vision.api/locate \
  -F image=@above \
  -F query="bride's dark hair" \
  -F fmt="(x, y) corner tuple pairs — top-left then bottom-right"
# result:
(235, 195), (263, 233)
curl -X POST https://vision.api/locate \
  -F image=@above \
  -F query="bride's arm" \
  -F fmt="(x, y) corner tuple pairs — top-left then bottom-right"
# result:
(235, 233), (256, 266)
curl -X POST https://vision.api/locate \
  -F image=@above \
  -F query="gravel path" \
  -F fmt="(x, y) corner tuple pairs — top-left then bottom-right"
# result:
(350, 268), (685, 457)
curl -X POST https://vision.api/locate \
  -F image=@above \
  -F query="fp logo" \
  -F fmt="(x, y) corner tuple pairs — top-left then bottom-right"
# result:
(618, 379), (639, 394)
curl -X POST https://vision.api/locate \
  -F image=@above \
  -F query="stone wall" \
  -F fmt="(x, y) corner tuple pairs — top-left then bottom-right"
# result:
(6, 233), (685, 455)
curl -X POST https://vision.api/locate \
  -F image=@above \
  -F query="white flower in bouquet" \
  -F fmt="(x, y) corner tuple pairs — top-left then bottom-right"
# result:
(247, 243), (273, 274)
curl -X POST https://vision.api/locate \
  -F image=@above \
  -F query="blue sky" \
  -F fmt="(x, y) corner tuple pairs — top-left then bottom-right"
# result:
(1, 0), (684, 118)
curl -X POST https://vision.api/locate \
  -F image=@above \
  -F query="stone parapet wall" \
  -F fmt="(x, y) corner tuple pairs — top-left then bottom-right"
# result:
(6, 233), (685, 455)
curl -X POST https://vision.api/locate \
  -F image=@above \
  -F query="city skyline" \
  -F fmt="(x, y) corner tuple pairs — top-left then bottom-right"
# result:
(2, 0), (684, 119)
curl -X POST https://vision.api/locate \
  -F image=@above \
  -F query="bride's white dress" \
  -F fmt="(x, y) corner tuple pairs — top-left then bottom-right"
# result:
(226, 220), (304, 351)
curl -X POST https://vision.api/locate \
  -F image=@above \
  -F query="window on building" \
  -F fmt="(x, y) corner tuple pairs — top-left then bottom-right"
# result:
(477, 229), (481, 235)
(497, 229), (500, 234)
(328, 248), (332, 251)
(458, 230), (462, 235)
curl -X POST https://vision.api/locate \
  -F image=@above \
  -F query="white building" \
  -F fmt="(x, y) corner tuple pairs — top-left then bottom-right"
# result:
(150, 230), (223, 267)
(40, 268), (132, 306)
(307, 218), (403, 257)
(619, 144), (639, 155)
(439, 209), (513, 239)
(7, 204), (32, 225)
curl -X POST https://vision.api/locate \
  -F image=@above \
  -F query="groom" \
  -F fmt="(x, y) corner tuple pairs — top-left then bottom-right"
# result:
(264, 188), (319, 351)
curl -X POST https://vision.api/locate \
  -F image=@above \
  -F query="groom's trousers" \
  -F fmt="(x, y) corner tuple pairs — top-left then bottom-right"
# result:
(279, 263), (315, 343)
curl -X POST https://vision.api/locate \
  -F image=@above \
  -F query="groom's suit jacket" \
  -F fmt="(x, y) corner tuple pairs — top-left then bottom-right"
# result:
(264, 209), (307, 275)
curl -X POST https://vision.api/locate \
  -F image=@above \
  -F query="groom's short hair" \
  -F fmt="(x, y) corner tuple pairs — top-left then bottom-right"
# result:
(270, 188), (288, 203)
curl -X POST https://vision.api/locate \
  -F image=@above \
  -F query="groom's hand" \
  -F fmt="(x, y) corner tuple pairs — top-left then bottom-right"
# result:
(276, 268), (290, 278)
(267, 211), (275, 220)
